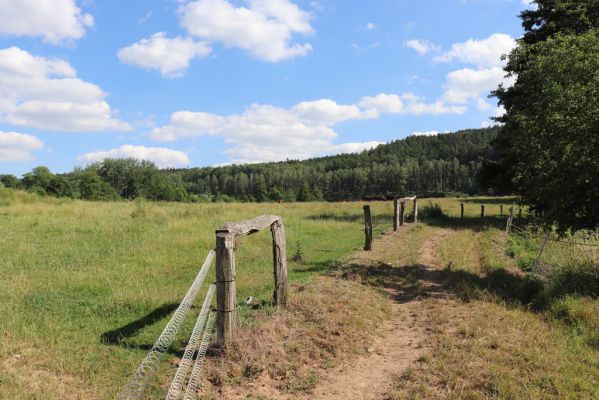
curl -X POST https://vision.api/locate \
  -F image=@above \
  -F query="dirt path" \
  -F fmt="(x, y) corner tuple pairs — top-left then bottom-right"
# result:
(297, 229), (454, 400)
(214, 228), (456, 400)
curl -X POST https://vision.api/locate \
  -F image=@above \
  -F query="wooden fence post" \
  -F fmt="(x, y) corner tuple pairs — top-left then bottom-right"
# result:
(271, 219), (288, 306)
(413, 198), (419, 223)
(500, 205), (503, 215)
(461, 203), (464, 220)
(481, 205), (485, 219)
(393, 197), (399, 231)
(216, 233), (236, 349)
(518, 208), (522, 221)
(400, 201), (405, 226)
(363, 205), (372, 251)
(505, 207), (514, 235)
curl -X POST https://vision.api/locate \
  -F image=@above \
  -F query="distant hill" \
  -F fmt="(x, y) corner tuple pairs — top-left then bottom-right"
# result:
(169, 127), (500, 202)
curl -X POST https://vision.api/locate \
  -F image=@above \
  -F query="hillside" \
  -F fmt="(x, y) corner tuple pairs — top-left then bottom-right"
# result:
(171, 127), (500, 202)
(1, 127), (500, 203)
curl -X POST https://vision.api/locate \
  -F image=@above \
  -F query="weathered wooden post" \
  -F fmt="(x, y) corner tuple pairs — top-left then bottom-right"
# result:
(215, 215), (288, 349)
(363, 205), (372, 251)
(481, 205), (485, 218)
(500, 205), (503, 215)
(505, 207), (514, 235)
(271, 219), (288, 306)
(461, 203), (464, 220)
(216, 232), (236, 350)
(400, 201), (405, 226)
(393, 197), (399, 231)
(413, 198), (419, 223)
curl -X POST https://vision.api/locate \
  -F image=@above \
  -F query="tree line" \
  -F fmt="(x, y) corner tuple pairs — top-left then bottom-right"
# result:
(483, 0), (599, 232)
(1, 127), (500, 202)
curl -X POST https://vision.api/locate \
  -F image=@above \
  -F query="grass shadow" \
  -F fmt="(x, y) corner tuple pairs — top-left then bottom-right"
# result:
(100, 303), (178, 345)
(337, 259), (544, 309)
(305, 213), (393, 225)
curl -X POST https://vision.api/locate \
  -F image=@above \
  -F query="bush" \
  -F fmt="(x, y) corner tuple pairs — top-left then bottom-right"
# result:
(419, 203), (445, 220)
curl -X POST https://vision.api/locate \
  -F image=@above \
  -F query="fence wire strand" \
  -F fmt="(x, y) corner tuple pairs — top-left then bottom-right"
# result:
(183, 312), (215, 400)
(119, 250), (215, 400)
(165, 284), (215, 400)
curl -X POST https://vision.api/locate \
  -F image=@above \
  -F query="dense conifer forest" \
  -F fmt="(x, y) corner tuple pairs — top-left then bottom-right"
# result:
(1, 127), (500, 202)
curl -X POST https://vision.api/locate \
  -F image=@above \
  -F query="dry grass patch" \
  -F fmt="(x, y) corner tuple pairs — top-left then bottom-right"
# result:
(196, 276), (390, 398)
(388, 298), (599, 400)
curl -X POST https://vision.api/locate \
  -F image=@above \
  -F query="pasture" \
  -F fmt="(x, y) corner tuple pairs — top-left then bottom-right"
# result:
(0, 190), (525, 399)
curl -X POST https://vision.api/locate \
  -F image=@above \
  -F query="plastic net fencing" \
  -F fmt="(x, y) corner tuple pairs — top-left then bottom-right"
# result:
(183, 312), (216, 400)
(165, 284), (215, 400)
(119, 250), (215, 400)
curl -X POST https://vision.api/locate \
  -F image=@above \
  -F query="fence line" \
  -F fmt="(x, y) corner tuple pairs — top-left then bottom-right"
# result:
(165, 284), (216, 400)
(506, 218), (599, 277)
(119, 250), (215, 400)
(183, 312), (216, 400)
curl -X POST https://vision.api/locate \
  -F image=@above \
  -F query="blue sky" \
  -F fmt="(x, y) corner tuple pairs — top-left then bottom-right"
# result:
(0, 0), (532, 176)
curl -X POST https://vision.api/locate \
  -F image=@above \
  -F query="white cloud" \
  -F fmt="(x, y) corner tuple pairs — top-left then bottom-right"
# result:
(0, 0), (93, 43)
(358, 93), (404, 114)
(150, 92), (466, 163)
(442, 66), (514, 104)
(359, 93), (467, 116)
(366, 22), (376, 30)
(405, 39), (440, 55)
(333, 141), (383, 154)
(292, 99), (367, 125)
(118, 33), (212, 77)
(77, 145), (190, 168)
(435, 33), (516, 68)
(179, 0), (313, 62)
(476, 98), (493, 111)
(0, 47), (131, 132)
(0, 131), (43, 161)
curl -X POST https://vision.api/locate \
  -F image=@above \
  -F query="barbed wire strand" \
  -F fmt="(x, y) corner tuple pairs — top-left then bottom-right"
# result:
(182, 312), (215, 400)
(118, 250), (215, 400)
(165, 284), (215, 400)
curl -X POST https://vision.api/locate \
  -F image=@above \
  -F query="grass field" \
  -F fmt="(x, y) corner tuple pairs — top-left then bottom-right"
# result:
(0, 190), (529, 399)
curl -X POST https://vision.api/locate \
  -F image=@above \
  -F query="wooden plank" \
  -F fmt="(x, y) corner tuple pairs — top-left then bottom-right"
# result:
(393, 198), (399, 231)
(413, 198), (419, 223)
(216, 215), (280, 236)
(363, 205), (372, 251)
(398, 196), (416, 203)
(216, 233), (237, 350)
(271, 220), (288, 306)
(400, 201), (405, 226)
(505, 206), (514, 235)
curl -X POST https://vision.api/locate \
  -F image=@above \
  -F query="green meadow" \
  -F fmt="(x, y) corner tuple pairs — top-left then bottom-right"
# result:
(0, 190), (518, 399)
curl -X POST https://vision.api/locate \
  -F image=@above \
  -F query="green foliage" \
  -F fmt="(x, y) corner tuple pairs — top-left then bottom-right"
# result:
(6, 128), (500, 203)
(520, 0), (599, 44)
(419, 203), (445, 220)
(292, 241), (304, 262)
(22, 166), (53, 191)
(0, 174), (20, 189)
(171, 127), (499, 202)
(75, 169), (119, 201)
(492, 0), (599, 232)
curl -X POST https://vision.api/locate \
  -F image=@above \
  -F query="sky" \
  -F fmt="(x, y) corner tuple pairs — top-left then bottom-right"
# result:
(0, 0), (534, 176)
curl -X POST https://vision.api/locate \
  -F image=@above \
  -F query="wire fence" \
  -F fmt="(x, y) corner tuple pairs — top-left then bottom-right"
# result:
(507, 221), (599, 277)
(119, 250), (216, 400)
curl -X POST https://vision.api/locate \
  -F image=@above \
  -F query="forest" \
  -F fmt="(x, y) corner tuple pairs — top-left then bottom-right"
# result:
(0, 126), (500, 202)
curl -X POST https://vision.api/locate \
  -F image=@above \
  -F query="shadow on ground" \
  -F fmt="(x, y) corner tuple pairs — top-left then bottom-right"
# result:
(100, 303), (187, 356)
(336, 258), (544, 309)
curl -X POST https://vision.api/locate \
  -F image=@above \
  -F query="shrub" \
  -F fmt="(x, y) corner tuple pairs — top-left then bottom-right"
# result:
(419, 203), (445, 220)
